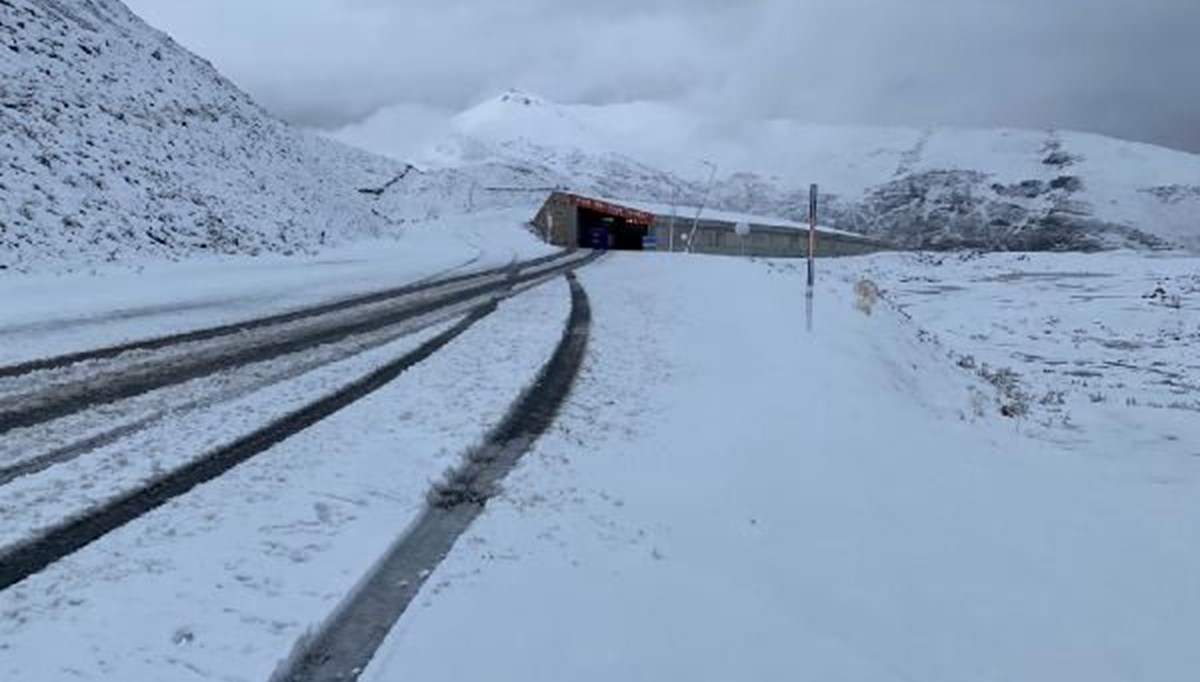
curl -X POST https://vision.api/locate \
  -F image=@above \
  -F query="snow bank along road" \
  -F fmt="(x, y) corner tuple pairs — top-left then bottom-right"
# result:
(0, 249), (595, 594)
(361, 253), (1200, 682)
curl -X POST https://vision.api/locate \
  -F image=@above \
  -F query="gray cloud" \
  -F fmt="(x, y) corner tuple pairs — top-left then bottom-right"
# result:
(126, 0), (1200, 152)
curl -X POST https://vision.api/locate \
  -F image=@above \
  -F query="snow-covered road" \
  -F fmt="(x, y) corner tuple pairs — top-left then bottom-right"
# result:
(0, 275), (575, 681)
(0, 251), (595, 578)
(363, 252), (1200, 682)
(2, 247), (1196, 682)
(0, 209), (555, 366)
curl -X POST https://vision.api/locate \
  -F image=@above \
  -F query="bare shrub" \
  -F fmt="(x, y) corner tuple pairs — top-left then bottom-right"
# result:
(1040, 390), (1066, 406)
(978, 363), (1030, 418)
(854, 278), (881, 316)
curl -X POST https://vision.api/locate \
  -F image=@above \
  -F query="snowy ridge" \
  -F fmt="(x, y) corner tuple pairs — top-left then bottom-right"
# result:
(5, 0), (1196, 274)
(422, 91), (1200, 252)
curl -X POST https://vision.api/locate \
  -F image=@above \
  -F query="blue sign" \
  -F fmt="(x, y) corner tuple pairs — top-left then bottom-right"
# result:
(586, 225), (609, 250)
(642, 235), (659, 250)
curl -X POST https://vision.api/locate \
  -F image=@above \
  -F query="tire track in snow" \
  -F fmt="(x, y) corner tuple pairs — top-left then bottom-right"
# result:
(0, 254), (599, 591)
(0, 302), (475, 487)
(275, 272), (592, 682)
(0, 306), (493, 592)
(0, 250), (566, 381)
(0, 251), (592, 434)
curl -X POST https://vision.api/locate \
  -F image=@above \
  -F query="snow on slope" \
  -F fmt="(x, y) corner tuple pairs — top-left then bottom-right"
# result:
(415, 90), (1200, 252)
(0, 0), (422, 272)
(847, 250), (1200, 465)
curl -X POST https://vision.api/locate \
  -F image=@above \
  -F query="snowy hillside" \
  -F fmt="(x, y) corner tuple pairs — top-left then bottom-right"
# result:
(0, 0), (451, 273)
(0, 0), (373, 270)
(415, 90), (1200, 252)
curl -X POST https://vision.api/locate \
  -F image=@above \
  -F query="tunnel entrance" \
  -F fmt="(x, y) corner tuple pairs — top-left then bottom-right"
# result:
(577, 207), (647, 251)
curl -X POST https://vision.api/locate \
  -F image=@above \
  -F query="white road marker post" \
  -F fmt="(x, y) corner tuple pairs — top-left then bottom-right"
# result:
(735, 220), (750, 257)
(668, 189), (679, 252)
(806, 183), (817, 331)
(685, 160), (718, 254)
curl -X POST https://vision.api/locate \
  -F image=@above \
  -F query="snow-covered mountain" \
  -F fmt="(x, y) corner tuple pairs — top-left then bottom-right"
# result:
(420, 90), (1200, 252)
(5, 0), (1195, 273)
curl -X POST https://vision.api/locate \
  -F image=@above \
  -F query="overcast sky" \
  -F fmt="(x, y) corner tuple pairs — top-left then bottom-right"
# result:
(126, 0), (1200, 152)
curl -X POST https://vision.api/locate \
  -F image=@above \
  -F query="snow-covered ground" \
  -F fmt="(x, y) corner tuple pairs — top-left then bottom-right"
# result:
(361, 251), (1200, 682)
(847, 250), (1200, 467)
(0, 276), (572, 682)
(2, 242), (1196, 681)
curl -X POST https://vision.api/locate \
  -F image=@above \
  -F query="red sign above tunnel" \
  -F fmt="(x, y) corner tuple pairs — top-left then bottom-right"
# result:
(568, 194), (655, 226)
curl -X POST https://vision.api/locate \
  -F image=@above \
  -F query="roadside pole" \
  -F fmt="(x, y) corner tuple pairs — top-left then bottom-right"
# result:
(668, 191), (678, 252)
(735, 220), (750, 258)
(685, 161), (718, 253)
(807, 184), (817, 331)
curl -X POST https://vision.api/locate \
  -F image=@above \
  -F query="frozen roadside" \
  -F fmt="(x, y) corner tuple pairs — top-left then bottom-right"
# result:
(839, 250), (1200, 467)
(0, 276), (571, 682)
(363, 253), (1200, 682)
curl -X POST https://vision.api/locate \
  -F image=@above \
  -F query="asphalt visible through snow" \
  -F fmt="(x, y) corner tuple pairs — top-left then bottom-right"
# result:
(278, 273), (592, 682)
(0, 253), (597, 593)
(0, 252), (565, 381)
(0, 253), (587, 436)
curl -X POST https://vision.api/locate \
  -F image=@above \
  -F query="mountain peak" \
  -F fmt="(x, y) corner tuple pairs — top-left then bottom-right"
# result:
(495, 89), (550, 107)
(450, 89), (586, 144)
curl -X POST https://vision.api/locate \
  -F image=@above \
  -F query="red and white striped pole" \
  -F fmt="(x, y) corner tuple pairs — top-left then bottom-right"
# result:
(806, 184), (817, 332)
(807, 183), (817, 287)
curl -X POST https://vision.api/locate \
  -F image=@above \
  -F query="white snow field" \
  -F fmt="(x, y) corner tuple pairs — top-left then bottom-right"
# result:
(362, 252), (1200, 682)
(850, 250), (1200, 468)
